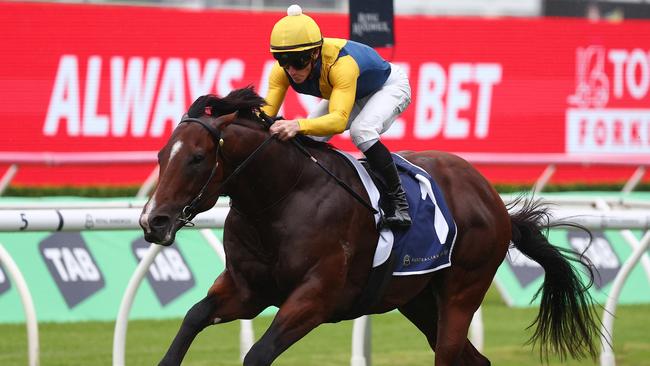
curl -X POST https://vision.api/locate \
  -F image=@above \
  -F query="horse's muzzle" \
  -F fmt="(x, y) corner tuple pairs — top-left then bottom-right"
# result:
(141, 214), (177, 246)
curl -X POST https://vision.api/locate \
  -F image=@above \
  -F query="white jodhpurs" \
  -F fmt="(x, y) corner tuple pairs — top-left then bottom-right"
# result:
(307, 63), (411, 152)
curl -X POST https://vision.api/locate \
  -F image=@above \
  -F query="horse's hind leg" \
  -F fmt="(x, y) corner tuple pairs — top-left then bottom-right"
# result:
(398, 277), (490, 366)
(434, 265), (495, 366)
(159, 271), (264, 366)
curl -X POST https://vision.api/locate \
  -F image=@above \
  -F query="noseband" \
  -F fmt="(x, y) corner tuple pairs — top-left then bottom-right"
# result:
(176, 114), (275, 226)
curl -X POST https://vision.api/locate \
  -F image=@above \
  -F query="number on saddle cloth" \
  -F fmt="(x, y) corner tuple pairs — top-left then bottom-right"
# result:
(359, 153), (457, 274)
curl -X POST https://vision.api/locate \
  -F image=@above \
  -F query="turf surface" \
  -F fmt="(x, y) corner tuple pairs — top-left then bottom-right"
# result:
(1, 287), (648, 365)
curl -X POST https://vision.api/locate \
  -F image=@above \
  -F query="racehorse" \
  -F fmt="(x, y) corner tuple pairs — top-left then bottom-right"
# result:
(139, 87), (601, 366)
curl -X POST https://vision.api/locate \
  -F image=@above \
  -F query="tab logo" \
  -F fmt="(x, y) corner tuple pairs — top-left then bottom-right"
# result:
(39, 233), (105, 308)
(568, 230), (620, 289)
(132, 239), (195, 306)
(0, 264), (11, 296)
(505, 247), (544, 287)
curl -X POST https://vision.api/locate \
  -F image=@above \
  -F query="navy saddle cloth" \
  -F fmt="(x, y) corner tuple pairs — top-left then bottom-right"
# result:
(367, 153), (457, 275)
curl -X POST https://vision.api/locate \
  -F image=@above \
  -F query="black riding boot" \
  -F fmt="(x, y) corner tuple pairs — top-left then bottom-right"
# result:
(364, 141), (412, 229)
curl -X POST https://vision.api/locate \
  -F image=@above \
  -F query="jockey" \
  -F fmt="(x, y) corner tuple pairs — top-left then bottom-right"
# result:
(263, 4), (412, 229)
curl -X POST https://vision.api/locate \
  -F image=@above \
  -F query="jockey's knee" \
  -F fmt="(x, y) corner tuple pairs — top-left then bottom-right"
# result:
(350, 114), (397, 152)
(355, 138), (379, 153)
(350, 127), (380, 152)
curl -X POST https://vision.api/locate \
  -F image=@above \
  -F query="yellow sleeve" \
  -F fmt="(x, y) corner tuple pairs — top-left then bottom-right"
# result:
(298, 56), (359, 136)
(261, 63), (290, 117)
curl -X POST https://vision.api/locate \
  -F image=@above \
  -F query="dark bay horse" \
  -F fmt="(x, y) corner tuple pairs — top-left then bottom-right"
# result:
(139, 87), (601, 366)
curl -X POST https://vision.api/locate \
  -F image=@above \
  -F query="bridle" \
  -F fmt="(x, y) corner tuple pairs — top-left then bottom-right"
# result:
(176, 113), (276, 226)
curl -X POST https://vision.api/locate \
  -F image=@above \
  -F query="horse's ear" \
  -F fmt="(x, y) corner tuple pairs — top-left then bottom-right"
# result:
(212, 112), (237, 130)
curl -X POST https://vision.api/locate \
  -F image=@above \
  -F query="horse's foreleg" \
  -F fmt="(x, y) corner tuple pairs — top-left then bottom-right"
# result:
(159, 271), (264, 366)
(159, 295), (216, 366)
(242, 279), (336, 366)
(242, 298), (326, 366)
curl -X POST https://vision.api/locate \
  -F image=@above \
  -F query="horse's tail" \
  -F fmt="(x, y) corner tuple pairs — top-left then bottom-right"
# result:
(507, 196), (601, 361)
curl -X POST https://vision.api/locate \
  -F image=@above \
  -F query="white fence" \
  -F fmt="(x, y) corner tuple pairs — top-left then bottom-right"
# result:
(1, 200), (649, 366)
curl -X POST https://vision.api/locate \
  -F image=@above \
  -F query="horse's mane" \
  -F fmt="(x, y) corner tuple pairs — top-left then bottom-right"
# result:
(187, 86), (265, 121)
(187, 86), (334, 152)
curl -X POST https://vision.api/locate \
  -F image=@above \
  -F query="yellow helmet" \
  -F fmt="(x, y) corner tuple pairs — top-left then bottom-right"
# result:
(270, 5), (322, 53)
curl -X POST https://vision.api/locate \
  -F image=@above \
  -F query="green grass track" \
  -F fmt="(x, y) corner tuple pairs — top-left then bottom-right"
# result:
(1, 287), (649, 365)
(1, 193), (648, 364)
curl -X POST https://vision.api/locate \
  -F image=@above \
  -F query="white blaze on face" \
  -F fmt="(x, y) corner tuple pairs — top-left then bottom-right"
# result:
(140, 195), (157, 233)
(169, 140), (183, 162)
(140, 140), (184, 233)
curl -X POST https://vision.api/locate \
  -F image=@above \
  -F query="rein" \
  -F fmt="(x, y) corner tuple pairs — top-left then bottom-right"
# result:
(290, 138), (378, 214)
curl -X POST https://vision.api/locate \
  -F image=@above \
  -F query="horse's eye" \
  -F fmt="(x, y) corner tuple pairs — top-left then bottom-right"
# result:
(191, 153), (205, 164)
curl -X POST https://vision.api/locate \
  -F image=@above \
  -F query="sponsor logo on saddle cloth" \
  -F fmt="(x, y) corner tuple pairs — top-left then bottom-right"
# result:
(336, 151), (458, 275)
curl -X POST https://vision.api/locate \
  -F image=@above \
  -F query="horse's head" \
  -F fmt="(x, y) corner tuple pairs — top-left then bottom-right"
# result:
(140, 87), (268, 245)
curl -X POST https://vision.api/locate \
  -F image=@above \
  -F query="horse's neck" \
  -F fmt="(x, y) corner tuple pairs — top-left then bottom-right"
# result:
(226, 131), (306, 216)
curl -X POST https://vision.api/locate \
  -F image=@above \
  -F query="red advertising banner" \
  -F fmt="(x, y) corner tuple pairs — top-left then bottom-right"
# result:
(1, 2), (649, 186)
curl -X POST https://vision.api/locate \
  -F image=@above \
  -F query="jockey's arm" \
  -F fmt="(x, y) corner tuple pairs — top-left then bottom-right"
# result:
(297, 58), (359, 136)
(261, 63), (290, 117)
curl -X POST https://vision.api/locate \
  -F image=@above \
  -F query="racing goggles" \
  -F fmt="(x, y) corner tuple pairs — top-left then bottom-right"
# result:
(274, 50), (314, 70)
